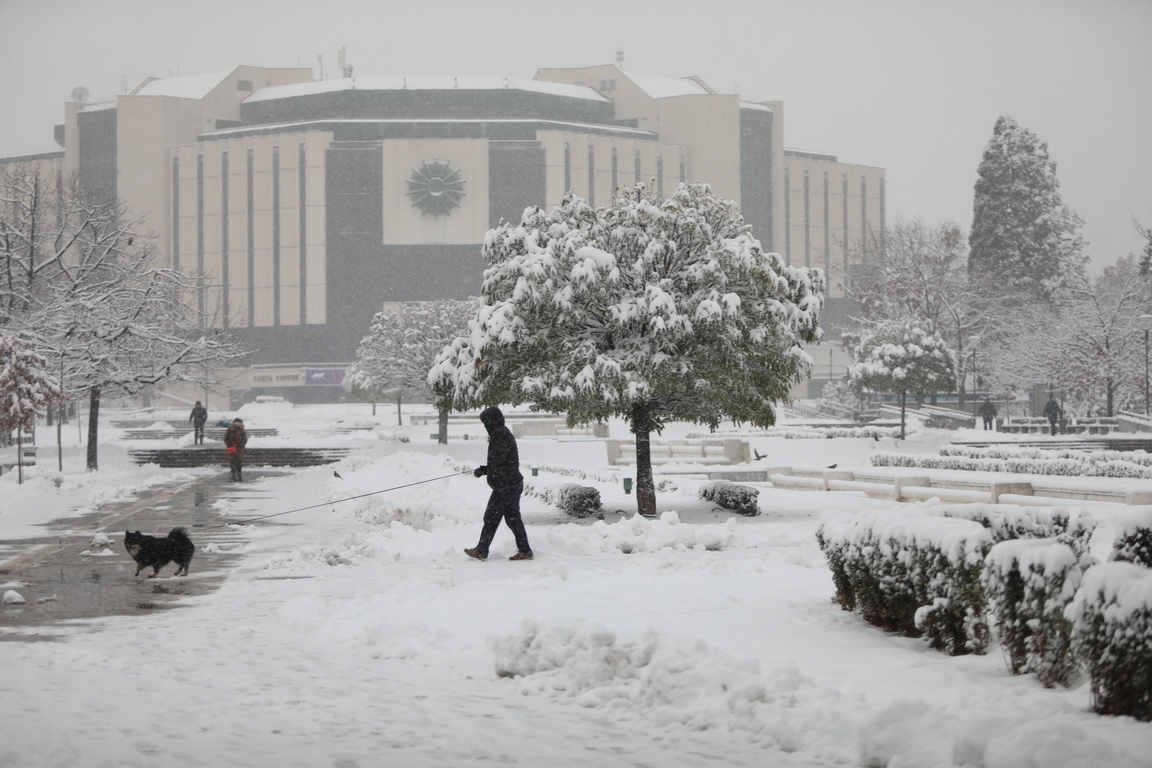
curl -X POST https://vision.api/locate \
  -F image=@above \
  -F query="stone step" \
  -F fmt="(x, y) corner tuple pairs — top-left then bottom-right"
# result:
(128, 447), (350, 468)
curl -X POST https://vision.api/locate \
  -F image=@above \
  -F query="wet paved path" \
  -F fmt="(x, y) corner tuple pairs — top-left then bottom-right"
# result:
(0, 469), (292, 637)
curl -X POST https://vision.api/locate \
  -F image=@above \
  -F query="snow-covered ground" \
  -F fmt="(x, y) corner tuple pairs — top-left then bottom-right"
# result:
(1, 403), (1150, 768)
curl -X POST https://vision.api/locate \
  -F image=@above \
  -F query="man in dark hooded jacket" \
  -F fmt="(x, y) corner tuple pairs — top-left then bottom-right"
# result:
(465, 407), (533, 561)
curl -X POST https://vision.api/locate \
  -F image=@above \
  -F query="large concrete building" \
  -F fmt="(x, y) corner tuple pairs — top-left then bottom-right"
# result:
(3, 64), (884, 403)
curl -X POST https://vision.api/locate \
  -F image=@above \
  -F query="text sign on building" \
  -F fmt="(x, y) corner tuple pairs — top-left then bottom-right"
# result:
(305, 369), (346, 386)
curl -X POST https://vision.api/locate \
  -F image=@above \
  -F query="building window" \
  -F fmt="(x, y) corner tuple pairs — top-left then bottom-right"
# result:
(272, 144), (281, 326)
(196, 153), (205, 319)
(171, 156), (180, 272)
(237, 80), (253, 92)
(599, 78), (616, 91)
(803, 168), (811, 268)
(587, 145), (595, 208)
(611, 147), (618, 193)
(299, 143), (307, 324)
(221, 150), (230, 327)
(634, 149), (641, 184)
(860, 176), (868, 262)
(246, 148), (255, 328)
(656, 153), (664, 196)
(822, 170), (831, 281)
(783, 166), (791, 261)
(679, 155), (686, 185)
(563, 142), (571, 193)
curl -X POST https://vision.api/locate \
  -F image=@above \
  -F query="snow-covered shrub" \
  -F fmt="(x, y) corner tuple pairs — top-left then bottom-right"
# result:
(939, 505), (1096, 558)
(876, 447), (1152, 480)
(1111, 508), (1152, 568)
(524, 480), (602, 518)
(983, 539), (1083, 687)
(1065, 562), (1152, 720)
(698, 480), (760, 516)
(817, 510), (992, 655)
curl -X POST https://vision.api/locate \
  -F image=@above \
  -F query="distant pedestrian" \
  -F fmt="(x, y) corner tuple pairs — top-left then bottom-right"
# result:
(464, 407), (533, 561)
(189, 401), (208, 444)
(223, 418), (247, 481)
(980, 398), (998, 431)
(1043, 397), (1062, 436)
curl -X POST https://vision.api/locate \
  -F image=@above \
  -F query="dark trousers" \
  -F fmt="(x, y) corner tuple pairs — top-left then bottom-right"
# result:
(1049, 419), (1058, 436)
(193, 422), (206, 444)
(983, 417), (994, 430)
(475, 481), (530, 555)
(229, 459), (242, 480)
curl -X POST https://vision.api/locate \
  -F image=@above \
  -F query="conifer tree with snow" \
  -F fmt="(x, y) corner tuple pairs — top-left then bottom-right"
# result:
(0, 334), (63, 483)
(848, 319), (955, 439)
(431, 183), (824, 517)
(969, 116), (1086, 302)
(346, 298), (480, 436)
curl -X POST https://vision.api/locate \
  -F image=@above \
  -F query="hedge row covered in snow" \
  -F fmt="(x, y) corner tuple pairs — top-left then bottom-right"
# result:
(698, 480), (760, 516)
(1066, 562), (1152, 720)
(938, 505), (1097, 557)
(873, 450), (1152, 479)
(689, 425), (902, 440)
(523, 480), (602, 518)
(983, 538), (1083, 687)
(941, 444), (1152, 466)
(819, 504), (1152, 718)
(1112, 507), (1152, 568)
(816, 510), (992, 655)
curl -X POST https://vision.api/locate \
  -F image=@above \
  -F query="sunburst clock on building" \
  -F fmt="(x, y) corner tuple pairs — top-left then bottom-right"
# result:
(406, 159), (466, 217)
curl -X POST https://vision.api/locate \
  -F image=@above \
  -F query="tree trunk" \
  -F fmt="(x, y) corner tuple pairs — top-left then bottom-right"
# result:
(899, 390), (907, 441)
(438, 406), (448, 445)
(1106, 379), (1115, 417)
(631, 402), (657, 518)
(396, 391), (403, 426)
(16, 427), (23, 485)
(57, 414), (63, 473)
(86, 386), (100, 471)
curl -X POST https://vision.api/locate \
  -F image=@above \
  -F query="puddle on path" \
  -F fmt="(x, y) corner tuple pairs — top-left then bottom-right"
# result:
(0, 469), (291, 639)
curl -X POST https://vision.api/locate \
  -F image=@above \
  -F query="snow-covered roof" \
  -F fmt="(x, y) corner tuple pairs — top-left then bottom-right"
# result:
(739, 101), (773, 113)
(132, 70), (234, 100)
(79, 101), (117, 113)
(619, 70), (711, 99)
(199, 118), (655, 141)
(244, 76), (610, 104)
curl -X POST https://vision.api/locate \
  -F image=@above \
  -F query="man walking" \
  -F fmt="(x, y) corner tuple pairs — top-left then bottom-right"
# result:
(980, 397), (998, 431)
(189, 401), (208, 445)
(1043, 396), (1062, 436)
(465, 406), (533, 561)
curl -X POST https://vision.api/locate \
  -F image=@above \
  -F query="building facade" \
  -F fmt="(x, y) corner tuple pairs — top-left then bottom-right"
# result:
(3, 64), (884, 403)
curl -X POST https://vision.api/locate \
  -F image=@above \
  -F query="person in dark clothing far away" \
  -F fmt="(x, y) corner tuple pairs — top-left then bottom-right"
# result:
(980, 397), (998, 431)
(189, 401), (208, 444)
(465, 407), (533, 561)
(1043, 397), (1062, 436)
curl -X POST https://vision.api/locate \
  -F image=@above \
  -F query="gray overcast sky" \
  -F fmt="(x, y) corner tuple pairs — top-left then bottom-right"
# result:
(1, 0), (1149, 269)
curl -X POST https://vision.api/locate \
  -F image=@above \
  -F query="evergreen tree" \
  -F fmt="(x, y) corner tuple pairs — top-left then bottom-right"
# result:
(969, 116), (1086, 302)
(0, 334), (63, 483)
(849, 319), (956, 439)
(431, 183), (824, 518)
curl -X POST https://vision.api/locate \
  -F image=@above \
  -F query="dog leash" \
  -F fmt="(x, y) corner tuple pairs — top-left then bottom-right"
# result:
(194, 470), (474, 529)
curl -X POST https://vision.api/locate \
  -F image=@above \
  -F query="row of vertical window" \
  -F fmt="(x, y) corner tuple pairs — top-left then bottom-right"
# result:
(563, 143), (686, 206)
(783, 168), (885, 279)
(171, 144), (308, 329)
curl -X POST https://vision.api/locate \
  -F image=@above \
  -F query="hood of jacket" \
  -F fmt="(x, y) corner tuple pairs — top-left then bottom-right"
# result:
(479, 407), (505, 433)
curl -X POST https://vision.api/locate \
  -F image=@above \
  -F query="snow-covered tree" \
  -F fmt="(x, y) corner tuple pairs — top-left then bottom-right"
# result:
(431, 183), (824, 517)
(969, 116), (1086, 303)
(346, 298), (480, 437)
(983, 257), (1152, 416)
(1, 163), (246, 470)
(849, 319), (956, 439)
(845, 218), (989, 404)
(0, 333), (63, 483)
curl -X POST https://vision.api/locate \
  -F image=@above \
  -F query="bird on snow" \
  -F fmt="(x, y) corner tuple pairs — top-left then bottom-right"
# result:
(333, 470), (343, 479)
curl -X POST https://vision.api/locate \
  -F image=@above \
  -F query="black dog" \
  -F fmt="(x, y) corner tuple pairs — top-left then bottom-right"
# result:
(124, 528), (196, 578)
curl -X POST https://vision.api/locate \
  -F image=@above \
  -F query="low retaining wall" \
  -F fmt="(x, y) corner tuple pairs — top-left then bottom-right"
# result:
(767, 466), (1152, 506)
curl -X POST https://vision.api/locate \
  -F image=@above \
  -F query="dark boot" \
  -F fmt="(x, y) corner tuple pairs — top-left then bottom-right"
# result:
(464, 547), (487, 561)
(509, 551), (534, 561)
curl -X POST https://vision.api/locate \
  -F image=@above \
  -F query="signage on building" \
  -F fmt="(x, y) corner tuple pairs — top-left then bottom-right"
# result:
(240, 368), (346, 388)
(305, 369), (346, 386)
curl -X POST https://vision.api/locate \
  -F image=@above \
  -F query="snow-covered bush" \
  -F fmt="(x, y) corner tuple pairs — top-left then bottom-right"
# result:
(817, 510), (992, 655)
(878, 446), (1152, 480)
(698, 480), (760, 516)
(1065, 562), (1152, 720)
(939, 505), (1096, 558)
(1111, 508), (1152, 568)
(524, 480), (602, 518)
(983, 539), (1083, 687)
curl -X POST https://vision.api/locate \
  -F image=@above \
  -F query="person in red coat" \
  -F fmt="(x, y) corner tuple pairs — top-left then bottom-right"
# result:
(223, 418), (248, 481)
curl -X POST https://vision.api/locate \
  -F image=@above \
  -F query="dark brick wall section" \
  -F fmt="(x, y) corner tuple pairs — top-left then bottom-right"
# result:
(489, 140), (545, 228)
